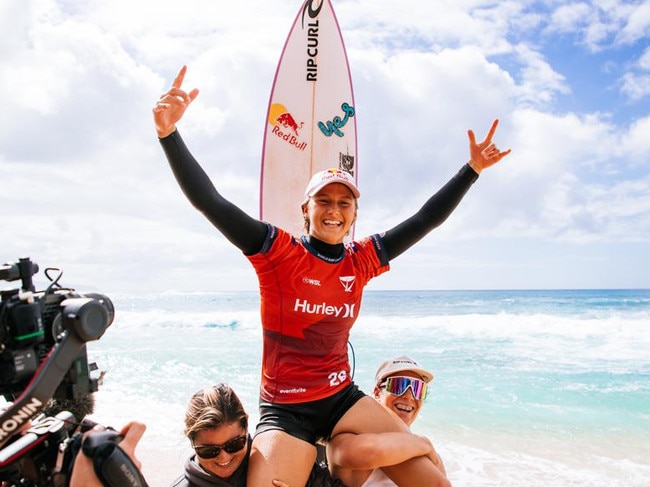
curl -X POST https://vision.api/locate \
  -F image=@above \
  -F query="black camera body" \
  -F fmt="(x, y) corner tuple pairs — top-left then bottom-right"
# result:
(0, 286), (109, 402)
(0, 257), (145, 487)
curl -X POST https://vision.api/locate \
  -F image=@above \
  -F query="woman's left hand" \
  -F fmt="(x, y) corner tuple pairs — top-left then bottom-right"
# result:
(467, 119), (511, 174)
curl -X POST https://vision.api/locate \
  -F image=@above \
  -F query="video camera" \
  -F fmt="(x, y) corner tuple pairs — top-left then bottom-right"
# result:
(0, 257), (147, 487)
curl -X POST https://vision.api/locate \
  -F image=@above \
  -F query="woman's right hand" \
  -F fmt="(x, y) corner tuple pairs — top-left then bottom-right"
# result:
(419, 435), (447, 477)
(153, 65), (199, 138)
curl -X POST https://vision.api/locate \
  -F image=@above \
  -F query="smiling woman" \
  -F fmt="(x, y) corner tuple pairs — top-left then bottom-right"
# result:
(169, 384), (346, 487)
(170, 384), (251, 486)
(300, 169), (359, 242)
(327, 356), (447, 487)
(153, 59), (509, 486)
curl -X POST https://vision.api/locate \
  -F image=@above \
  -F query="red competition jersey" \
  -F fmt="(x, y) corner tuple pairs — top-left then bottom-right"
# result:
(247, 227), (390, 403)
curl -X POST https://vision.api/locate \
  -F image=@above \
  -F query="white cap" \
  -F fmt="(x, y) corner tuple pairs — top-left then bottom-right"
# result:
(303, 168), (360, 201)
(374, 355), (434, 385)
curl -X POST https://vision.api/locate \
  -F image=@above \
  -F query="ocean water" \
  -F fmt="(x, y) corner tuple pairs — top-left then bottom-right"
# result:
(83, 289), (650, 486)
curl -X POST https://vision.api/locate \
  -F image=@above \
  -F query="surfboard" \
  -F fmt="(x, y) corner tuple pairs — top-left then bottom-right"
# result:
(260, 0), (357, 237)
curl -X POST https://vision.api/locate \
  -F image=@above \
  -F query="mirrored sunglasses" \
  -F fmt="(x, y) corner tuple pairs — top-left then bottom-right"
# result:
(193, 434), (248, 459)
(380, 376), (428, 401)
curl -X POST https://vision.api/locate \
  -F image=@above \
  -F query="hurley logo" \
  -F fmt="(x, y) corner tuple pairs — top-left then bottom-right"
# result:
(294, 299), (356, 319)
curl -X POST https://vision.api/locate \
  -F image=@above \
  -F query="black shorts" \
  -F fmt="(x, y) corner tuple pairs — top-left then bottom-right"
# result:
(255, 383), (366, 445)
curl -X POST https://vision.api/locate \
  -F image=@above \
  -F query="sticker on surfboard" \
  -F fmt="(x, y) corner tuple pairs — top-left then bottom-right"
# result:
(260, 0), (357, 237)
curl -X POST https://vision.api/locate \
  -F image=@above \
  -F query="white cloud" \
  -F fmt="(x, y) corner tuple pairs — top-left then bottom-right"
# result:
(549, 3), (593, 35)
(2, 0), (649, 291)
(638, 46), (650, 70)
(511, 43), (570, 106)
(621, 115), (650, 163)
(616, 0), (650, 44)
(620, 72), (650, 100)
(544, 1), (648, 51)
(617, 45), (650, 101)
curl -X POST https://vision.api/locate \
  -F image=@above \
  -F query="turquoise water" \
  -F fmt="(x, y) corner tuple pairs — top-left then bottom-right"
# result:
(86, 289), (650, 486)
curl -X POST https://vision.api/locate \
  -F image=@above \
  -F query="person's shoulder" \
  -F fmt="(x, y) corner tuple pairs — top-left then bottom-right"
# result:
(169, 458), (200, 487)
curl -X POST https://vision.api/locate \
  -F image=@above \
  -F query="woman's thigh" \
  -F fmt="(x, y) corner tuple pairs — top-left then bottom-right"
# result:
(247, 429), (317, 487)
(332, 396), (409, 436)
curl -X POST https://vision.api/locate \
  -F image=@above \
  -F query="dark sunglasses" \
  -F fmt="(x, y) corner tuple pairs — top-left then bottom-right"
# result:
(380, 376), (428, 401)
(192, 434), (248, 459)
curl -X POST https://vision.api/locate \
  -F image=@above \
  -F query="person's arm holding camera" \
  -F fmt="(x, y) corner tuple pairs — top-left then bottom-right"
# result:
(69, 422), (147, 487)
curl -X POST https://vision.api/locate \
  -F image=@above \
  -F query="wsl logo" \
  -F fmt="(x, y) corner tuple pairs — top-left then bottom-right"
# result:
(294, 299), (356, 319)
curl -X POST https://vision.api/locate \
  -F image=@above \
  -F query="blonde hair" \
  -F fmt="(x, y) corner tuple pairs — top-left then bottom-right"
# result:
(184, 383), (248, 441)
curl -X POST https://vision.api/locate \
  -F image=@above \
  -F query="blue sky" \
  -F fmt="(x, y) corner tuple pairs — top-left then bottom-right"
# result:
(1, 0), (649, 293)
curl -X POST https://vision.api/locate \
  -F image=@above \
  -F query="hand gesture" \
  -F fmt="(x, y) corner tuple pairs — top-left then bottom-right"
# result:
(467, 119), (511, 174)
(153, 65), (199, 138)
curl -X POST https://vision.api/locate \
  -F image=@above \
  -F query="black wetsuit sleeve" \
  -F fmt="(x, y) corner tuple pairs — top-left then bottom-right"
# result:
(382, 164), (479, 261)
(158, 130), (268, 255)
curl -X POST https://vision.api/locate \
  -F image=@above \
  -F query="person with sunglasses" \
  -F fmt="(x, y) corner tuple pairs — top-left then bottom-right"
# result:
(169, 384), (249, 487)
(170, 384), (345, 487)
(327, 356), (446, 486)
(154, 65), (510, 487)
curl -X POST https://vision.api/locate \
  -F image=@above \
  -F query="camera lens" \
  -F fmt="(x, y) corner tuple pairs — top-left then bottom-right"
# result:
(61, 294), (114, 342)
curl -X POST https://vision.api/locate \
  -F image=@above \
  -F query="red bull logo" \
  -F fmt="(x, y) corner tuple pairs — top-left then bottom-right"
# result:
(268, 103), (307, 151)
(276, 112), (303, 136)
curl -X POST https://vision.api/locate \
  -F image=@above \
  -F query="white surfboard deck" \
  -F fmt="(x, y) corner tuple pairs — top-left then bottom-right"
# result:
(260, 0), (357, 237)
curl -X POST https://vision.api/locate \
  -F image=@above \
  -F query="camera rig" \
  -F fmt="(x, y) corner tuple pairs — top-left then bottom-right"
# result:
(0, 257), (147, 487)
